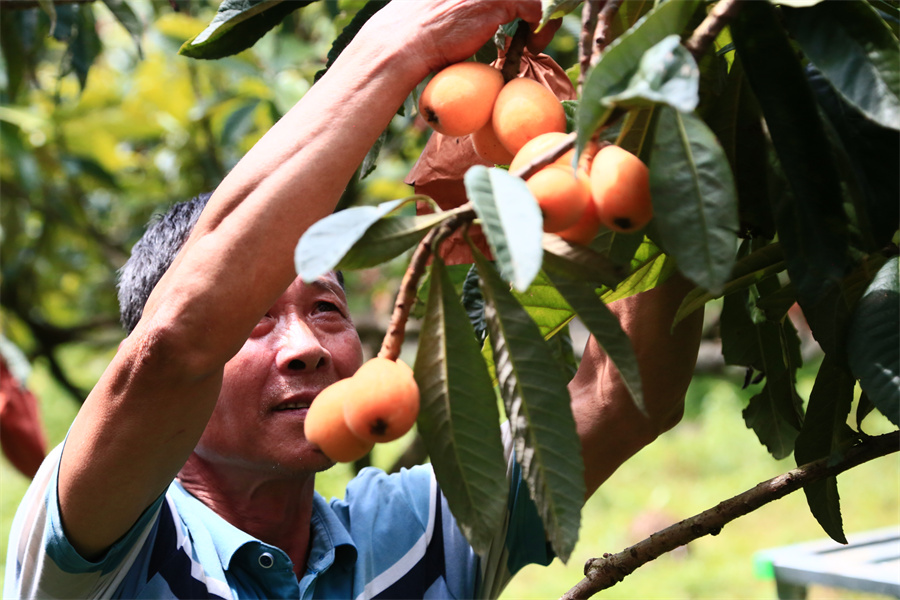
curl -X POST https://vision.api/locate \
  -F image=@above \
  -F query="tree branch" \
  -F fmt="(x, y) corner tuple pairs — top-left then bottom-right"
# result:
(377, 209), (475, 361)
(592, 0), (623, 65)
(578, 1), (602, 93)
(684, 0), (744, 61)
(561, 430), (900, 600)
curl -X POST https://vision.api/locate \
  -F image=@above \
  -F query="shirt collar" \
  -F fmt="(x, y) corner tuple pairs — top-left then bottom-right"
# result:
(307, 491), (358, 571)
(169, 480), (357, 571)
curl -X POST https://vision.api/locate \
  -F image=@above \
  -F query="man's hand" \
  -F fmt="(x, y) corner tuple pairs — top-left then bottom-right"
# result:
(369, 0), (543, 80)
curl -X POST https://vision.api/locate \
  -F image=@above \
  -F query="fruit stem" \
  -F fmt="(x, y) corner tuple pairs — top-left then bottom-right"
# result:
(509, 132), (578, 180)
(377, 209), (476, 362)
(500, 20), (530, 83)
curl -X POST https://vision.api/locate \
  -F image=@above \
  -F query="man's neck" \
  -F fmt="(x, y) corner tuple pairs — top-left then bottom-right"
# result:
(178, 454), (317, 577)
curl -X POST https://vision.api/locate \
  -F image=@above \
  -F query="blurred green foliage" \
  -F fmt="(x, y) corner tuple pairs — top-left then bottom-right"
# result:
(0, 0), (434, 401)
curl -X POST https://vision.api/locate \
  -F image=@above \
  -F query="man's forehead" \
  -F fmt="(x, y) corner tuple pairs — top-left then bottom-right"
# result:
(284, 273), (345, 300)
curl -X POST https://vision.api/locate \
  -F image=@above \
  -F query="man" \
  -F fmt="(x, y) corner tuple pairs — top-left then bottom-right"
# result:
(5, 1), (703, 598)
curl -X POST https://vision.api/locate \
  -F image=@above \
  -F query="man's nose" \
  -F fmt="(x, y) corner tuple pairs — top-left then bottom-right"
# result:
(275, 317), (330, 373)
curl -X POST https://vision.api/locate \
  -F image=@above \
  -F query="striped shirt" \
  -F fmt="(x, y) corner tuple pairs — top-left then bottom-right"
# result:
(5, 435), (552, 599)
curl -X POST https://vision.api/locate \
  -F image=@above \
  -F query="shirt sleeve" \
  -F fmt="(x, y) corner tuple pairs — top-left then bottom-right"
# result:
(3, 442), (165, 599)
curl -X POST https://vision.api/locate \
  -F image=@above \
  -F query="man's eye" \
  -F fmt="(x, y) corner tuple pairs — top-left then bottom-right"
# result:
(252, 313), (276, 336)
(315, 301), (340, 313)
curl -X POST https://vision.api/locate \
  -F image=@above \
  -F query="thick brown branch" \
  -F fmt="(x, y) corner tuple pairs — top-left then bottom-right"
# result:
(377, 210), (475, 361)
(685, 0), (744, 61)
(561, 430), (900, 600)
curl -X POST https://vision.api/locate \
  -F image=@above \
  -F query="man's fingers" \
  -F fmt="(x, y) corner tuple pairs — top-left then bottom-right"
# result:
(527, 18), (563, 54)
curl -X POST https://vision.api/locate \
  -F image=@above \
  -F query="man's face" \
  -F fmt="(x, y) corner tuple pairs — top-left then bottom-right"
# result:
(193, 273), (364, 475)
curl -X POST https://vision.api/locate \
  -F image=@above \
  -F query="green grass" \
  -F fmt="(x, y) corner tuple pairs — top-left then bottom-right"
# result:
(2, 360), (898, 599)
(500, 376), (900, 600)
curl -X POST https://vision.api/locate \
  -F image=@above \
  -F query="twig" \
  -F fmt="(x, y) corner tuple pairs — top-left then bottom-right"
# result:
(592, 0), (623, 66)
(377, 210), (475, 361)
(501, 22), (530, 83)
(560, 430), (900, 600)
(511, 132), (578, 180)
(578, 1), (603, 93)
(685, 0), (744, 61)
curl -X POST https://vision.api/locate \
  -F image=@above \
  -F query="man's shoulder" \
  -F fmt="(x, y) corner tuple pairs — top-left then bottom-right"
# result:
(330, 463), (437, 529)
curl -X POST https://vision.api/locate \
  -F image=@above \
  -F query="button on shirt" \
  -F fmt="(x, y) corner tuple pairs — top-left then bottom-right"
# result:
(5, 437), (553, 599)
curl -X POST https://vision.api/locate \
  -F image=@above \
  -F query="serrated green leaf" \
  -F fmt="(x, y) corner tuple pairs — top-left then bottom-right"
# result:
(703, 55), (776, 239)
(295, 198), (408, 280)
(358, 128), (386, 181)
(601, 243), (674, 304)
(742, 372), (803, 461)
(603, 35), (700, 113)
(315, 1), (388, 82)
(855, 392), (876, 430)
(847, 256), (900, 426)
(221, 99), (260, 146)
(338, 210), (451, 271)
(474, 251), (584, 563)
(540, 0), (581, 24)
(649, 107), (739, 294)
(721, 274), (802, 376)
(0, 14), (26, 102)
(101, 0), (143, 56)
(414, 257), (508, 556)
(727, 276), (805, 460)
(461, 265), (487, 344)
(464, 166), (543, 292)
(179, 0), (312, 60)
(547, 272), (644, 413)
(806, 64), (900, 249)
(795, 354), (859, 544)
(732, 1), (853, 307)
(576, 0), (701, 155)
(541, 234), (627, 289)
(675, 242), (786, 325)
(799, 263), (873, 361)
(63, 5), (101, 91)
(592, 228), (645, 268)
(783, 1), (900, 130)
(513, 271), (573, 340)
(870, 0), (900, 39)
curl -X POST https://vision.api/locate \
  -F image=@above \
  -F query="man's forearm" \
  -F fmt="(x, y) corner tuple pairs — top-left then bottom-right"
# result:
(571, 273), (704, 498)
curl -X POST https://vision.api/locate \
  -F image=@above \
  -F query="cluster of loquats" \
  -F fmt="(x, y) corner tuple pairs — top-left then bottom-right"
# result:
(304, 358), (420, 462)
(419, 62), (652, 247)
(513, 134), (653, 243)
(418, 61), (566, 157)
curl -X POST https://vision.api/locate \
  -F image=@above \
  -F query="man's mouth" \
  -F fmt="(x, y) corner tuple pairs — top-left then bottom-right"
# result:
(274, 401), (311, 411)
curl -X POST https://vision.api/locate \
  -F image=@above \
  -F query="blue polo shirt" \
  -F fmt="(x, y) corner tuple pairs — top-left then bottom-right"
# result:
(5, 436), (553, 599)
